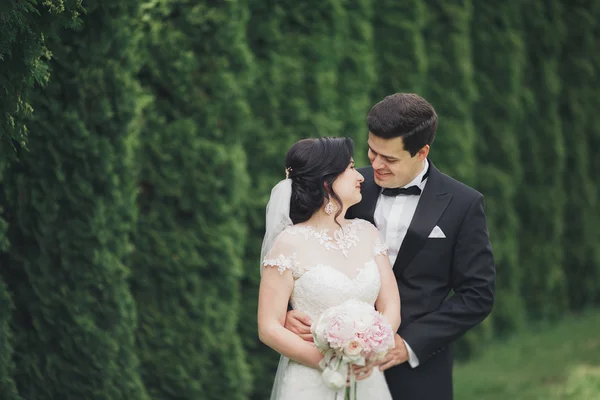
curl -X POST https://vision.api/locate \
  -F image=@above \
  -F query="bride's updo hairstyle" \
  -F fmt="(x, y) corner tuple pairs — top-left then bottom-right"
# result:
(285, 137), (354, 225)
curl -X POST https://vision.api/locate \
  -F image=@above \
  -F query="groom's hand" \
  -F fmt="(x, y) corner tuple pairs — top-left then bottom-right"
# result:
(377, 334), (409, 371)
(284, 310), (313, 342)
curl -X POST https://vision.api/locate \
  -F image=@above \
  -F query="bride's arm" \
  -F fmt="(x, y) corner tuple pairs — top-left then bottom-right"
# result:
(258, 266), (323, 370)
(352, 251), (401, 380)
(374, 253), (401, 332)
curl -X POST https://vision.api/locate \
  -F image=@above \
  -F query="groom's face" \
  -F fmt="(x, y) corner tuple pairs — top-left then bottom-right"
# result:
(367, 133), (429, 189)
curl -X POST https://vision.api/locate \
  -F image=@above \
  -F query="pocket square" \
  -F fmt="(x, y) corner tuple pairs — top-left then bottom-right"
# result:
(428, 225), (446, 238)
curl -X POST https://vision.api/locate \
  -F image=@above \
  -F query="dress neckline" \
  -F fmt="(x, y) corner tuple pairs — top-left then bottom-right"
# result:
(286, 219), (363, 258)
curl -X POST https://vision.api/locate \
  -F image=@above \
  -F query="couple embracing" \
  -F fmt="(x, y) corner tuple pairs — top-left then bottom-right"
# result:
(258, 93), (496, 399)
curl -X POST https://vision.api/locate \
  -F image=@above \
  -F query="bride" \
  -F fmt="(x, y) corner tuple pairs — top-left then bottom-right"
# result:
(258, 137), (400, 399)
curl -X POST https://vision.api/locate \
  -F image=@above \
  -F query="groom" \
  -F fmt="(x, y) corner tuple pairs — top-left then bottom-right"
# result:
(285, 93), (495, 399)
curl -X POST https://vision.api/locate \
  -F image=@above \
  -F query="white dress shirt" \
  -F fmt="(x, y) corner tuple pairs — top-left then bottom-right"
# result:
(374, 159), (429, 369)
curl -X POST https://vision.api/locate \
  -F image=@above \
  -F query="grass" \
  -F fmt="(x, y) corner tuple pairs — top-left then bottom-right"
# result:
(454, 309), (600, 400)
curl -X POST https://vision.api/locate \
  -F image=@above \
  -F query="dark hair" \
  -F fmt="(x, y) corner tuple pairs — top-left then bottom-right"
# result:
(367, 93), (438, 156)
(285, 137), (354, 225)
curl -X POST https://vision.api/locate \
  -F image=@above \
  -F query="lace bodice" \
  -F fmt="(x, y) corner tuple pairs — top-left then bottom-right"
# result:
(263, 219), (388, 320)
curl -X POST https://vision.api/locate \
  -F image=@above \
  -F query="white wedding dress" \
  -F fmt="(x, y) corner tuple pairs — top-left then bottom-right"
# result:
(263, 218), (393, 400)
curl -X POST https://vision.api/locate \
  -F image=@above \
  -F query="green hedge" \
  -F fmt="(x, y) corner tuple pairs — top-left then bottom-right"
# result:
(1, 3), (83, 398)
(0, 0), (82, 152)
(422, 0), (477, 185)
(336, 0), (376, 164)
(518, 0), (568, 319)
(471, 1), (526, 335)
(559, 0), (600, 310)
(372, 0), (427, 98)
(0, 238), (19, 400)
(0, 1), (149, 398)
(130, 1), (253, 399)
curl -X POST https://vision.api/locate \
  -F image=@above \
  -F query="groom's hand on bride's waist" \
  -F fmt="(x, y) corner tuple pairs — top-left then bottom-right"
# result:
(285, 310), (313, 342)
(376, 334), (409, 371)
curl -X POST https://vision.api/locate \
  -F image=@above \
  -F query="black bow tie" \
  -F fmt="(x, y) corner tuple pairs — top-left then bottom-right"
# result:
(380, 165), (430, 197)
(382, 185), (422, 196)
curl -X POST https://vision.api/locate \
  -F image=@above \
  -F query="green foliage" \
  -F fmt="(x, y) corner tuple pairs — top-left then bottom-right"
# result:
(589, 10), (600, 295)
(0, 1), (149, 399)
(0, 0), (82, 153)
(0, 277), (20, 400)
(130, 1), (253, 399)
(471, 2), (526, 335)
(422, 0), (477, 185)
(301, 1), (345, 137)
(0, 186), (19, 399)
(518, 1), (569, 319)
(559, 0), (600, 310)
(0, 2), (82, 397)
(336, 0), (376, 165)
(372, 0), (427, 99)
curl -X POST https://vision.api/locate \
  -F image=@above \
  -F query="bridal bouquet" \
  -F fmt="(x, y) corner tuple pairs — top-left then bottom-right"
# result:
(311, 299), (395, 399)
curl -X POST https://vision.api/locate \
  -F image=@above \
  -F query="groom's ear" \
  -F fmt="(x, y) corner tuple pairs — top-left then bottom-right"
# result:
(416, 144), (430, 160)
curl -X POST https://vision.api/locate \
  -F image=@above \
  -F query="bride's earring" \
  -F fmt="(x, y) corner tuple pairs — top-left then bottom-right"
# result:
(324, 200), (335, 215)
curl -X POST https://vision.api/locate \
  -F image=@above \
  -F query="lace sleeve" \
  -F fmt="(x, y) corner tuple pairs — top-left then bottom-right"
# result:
(261, 230), (302, 278)
(262, 253), (299, 276)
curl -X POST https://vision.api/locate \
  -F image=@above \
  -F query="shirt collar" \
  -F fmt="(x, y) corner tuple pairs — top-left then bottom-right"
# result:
(402, 158), (429, 189)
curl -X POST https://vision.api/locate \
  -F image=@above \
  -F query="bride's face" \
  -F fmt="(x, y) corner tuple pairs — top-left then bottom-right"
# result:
(332, 159), (364, 209)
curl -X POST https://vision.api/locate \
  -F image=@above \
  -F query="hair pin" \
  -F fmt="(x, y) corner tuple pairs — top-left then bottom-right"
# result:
(285, 167), (293, 179)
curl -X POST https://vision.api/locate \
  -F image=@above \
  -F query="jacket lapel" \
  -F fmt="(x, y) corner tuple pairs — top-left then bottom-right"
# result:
(393, 162), (452, 276)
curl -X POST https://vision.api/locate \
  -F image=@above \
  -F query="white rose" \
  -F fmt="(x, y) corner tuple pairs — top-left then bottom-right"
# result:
(322, 367), (346, 389)
(345, 339), (363, 355)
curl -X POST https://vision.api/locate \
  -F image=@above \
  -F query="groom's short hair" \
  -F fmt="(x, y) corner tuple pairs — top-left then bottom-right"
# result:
(367, 93), (438, 156)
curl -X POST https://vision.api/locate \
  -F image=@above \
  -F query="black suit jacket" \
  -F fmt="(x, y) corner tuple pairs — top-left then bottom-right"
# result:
(347, 161), (495, 400)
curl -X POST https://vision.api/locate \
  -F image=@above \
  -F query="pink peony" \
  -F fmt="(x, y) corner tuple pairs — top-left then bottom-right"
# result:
(311, 299), (395, 390)
(327, 317), (355, 348)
